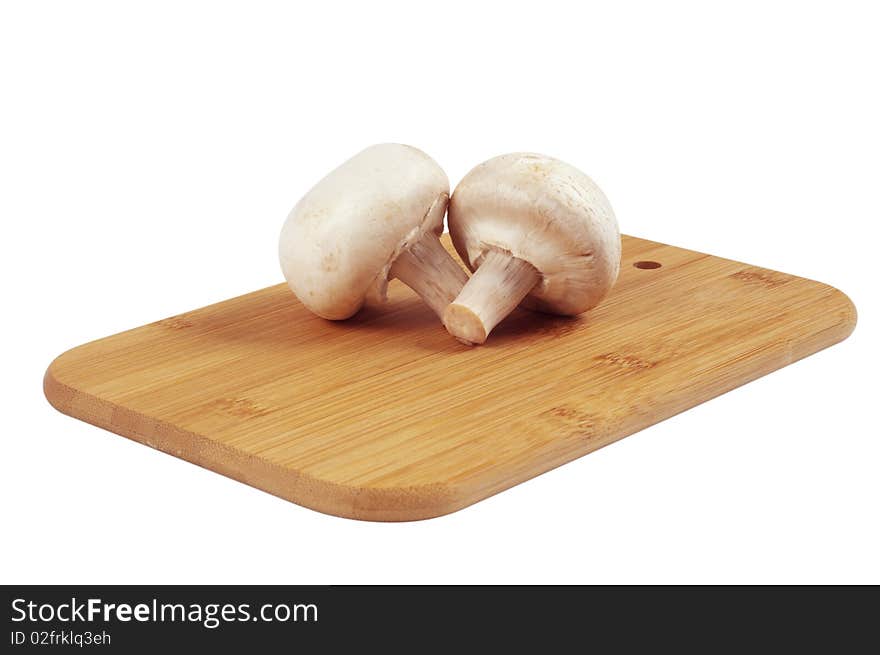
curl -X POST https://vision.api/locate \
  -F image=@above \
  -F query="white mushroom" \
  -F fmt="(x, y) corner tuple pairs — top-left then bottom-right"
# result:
(279, 144), (468, 320)
(444, 152), (621, 344)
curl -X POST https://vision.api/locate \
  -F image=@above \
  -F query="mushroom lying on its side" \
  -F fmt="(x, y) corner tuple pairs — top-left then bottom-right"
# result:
(444, 152), (621, 344)
(279, 144), (468, 320)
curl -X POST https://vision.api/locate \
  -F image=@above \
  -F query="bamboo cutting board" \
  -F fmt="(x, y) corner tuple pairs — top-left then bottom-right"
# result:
(44, 236), (856, 521)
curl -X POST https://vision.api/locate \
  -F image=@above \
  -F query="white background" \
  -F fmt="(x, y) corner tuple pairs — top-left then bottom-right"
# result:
(1, 1), (877, 584)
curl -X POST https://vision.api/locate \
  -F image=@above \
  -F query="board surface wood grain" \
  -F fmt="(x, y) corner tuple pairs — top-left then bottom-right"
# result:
(44, 236), (856, 521)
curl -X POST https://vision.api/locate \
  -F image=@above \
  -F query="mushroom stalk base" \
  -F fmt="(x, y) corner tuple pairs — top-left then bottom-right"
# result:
(389, 233), (469, 319)
(443, 250), (540, 345)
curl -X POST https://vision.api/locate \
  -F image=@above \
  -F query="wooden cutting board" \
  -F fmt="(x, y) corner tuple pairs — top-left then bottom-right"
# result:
(44, 235), (856, 521)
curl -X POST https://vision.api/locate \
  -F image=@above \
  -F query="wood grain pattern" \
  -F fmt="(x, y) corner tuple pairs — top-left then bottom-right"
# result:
(44, 236), (856, 521)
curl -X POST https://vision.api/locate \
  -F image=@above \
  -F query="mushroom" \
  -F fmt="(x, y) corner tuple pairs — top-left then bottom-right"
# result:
(279, 144), (469, 320)
(443, 152), (621, 344)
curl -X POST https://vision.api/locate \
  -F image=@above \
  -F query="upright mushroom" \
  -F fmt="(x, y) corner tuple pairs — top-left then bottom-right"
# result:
(444, 152), (621, 344)
(279, 144), (468, 320)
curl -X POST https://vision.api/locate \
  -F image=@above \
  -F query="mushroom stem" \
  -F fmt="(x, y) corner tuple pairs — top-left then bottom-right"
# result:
(389, 232), (469, 318)
(443, 250), (540, 345)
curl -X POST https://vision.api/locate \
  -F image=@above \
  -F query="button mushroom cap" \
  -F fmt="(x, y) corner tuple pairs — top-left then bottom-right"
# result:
(445, 152), (621, 343)
(279, 144), (468, 320)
